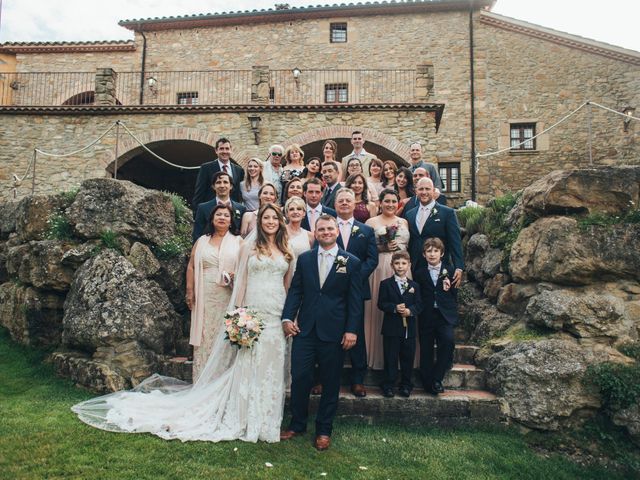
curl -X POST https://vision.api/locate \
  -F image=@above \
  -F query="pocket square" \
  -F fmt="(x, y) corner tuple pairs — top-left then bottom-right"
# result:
(336, 266), (347, 274)
(434, 219), (441, 222)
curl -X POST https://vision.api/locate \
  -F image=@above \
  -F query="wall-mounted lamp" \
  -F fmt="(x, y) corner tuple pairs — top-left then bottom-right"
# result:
(622, 106), (635, 133)
(292, 67), (301, 86)
(248, 115), (262, 145)
(147, 76), (158, 94)
(9, 80), (20, 90)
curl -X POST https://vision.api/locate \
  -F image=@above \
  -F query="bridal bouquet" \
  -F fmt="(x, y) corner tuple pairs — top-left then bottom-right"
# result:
(375, 224), (400, 250)
(224, 307), (264, 349)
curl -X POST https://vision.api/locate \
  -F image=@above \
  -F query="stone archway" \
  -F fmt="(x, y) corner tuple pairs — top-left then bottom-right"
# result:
(106, 127), (220, 207)
(282, 126), (411, 166)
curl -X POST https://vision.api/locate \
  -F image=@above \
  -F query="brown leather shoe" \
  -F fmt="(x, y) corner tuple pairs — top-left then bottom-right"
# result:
(280, 430), (303, 441)
(314, 435), (331, 451)
(350, 384), (367, 398)
(311, 384), (323, 395)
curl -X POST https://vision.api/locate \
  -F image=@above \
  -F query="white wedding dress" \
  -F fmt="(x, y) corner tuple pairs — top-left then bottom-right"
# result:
(71, 254), (289, 443)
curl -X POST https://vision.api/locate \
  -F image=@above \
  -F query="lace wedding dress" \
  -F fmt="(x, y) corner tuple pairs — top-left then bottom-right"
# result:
(72, 254), (289, 443)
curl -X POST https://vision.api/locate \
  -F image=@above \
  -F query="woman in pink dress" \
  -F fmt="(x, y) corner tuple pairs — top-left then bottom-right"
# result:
(364, 189), (410, 370)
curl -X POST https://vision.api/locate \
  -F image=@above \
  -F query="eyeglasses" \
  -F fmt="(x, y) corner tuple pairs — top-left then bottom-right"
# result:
(270, 152), (283, 156)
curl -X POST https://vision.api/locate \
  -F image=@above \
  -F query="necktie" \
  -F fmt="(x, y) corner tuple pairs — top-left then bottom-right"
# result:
(428, 266), (439, 286)
(309, 209), (318, 232)
(339, 221), (350, 249)
(416, 206), (429, 232)
(222, 164), (228, 174)
(319, 252), (330, 287)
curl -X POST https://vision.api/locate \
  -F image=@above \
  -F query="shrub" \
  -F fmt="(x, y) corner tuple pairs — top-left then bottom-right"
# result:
(43, 212), (73, 240)
(578, 209), (640, 231)
(99, 229), (121, 252)
(456, 206), (485, 236)
(153, 192), (193, 259)
(618, 343), (640, 362)
(59, 187), (80, 206)
(585, 362), (640, 412)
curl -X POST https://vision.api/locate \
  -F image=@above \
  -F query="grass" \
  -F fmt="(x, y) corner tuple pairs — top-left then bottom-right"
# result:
(578, 209), (640, 231)
(43, 211), (74, 241)
(154, 192), (193, 259)
(0, 328), (634, 480)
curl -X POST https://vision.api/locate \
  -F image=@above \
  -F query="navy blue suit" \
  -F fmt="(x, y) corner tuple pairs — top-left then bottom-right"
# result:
(377, 276), (423, 391)
(192, 159), (244, 209)
(405, 202), (464, 273)
(402, 194), (447, 219)
(282, 247), (363, 436)
(301, 205), (336, 232)
(321, 183), (342, 210)
(414, 262), (459, 388)
(192, 199), (246, 242)
(336, 219), (378, 385)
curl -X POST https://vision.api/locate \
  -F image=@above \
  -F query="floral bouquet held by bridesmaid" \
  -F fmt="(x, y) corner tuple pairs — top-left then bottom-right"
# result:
(375, 223), (400, 251)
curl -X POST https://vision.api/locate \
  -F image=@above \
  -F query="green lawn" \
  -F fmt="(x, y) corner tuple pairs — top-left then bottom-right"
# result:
(0, 329), (634, 480)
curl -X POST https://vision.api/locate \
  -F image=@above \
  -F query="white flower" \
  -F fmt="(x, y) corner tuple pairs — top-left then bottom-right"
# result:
(375, 226), (387, 236)
(351, 225), (360, 235)
(265, 462), (273, 468)
(359, 466), (368, 471)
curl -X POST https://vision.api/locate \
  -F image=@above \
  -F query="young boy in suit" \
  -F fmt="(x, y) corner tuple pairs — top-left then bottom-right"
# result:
(415, 237), (459, 395)
(377, 251), (422, 398)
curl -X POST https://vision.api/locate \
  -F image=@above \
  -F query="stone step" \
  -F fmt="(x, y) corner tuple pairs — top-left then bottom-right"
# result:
(340, 364), (487, 390)
(453, 344), (479, 364)
(291, 388), (504, 427)
(158, 357), (487, 391)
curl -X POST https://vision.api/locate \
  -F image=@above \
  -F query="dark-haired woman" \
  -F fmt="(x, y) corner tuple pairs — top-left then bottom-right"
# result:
(394, 167), (415, 216)
(186, 204), (242, 381)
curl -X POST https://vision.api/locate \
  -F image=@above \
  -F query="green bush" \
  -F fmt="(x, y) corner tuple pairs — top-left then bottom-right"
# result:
(456, 206), (486, 236)
(585, 362), (640, 412)
(578, 209), (640, 231)
(99, 229), (121, 252)
(618, 343), (640, 362)
(59, 187), (79, 206)
(43, 212), (73, 240)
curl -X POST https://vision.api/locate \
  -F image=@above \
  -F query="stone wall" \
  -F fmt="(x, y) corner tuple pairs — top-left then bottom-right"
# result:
(1, 8), (639, 203)
(0, 108), (437, 201)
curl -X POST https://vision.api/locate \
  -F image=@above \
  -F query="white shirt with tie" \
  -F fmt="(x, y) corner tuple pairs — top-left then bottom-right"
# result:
(394, 275), (409, 294)
(428, 262), (441, 307)
(306, 204), (322, 232)
(217, 159), (233, 179)
(416, 199), (436, 232)
(318, 244), (339, 287)
(337, 217), (354, 249)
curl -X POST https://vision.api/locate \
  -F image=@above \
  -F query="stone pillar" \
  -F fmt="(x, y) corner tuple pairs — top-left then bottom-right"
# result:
(95, 68), (118, 106)
(251, 66), (270, 105)
(415, 62), (434, 101)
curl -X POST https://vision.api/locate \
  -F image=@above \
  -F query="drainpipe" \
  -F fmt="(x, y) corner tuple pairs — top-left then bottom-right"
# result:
(469, 6), (477, 201)
(139, 29), (147, 105)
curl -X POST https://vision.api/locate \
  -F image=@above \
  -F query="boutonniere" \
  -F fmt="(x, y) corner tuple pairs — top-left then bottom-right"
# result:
(335, 255), (348, 274)
(400, 279), (409, 292)
(439, 269), (451, 291)
(429, 207), (439, 219)
(234, 209), (241, 217)
(351, 225), (360, 236)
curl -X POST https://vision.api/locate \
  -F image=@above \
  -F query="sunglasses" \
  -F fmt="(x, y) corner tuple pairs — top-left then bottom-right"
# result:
(271, 152), (283, 156)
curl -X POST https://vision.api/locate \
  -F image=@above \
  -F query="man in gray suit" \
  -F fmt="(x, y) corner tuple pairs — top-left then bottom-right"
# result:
(408, 142), (443, 190)
(341, 130), (378, 178)
(321, 161), (342, 210)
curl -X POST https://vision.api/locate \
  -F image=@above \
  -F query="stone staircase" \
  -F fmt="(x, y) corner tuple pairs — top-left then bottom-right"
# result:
(158, 336), (504, 426)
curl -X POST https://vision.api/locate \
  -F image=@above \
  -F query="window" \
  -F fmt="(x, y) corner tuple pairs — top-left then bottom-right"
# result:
(269, 86), (275, 105)
(439, 163), (461, 193)
(325, 83), (348, 103)
(510, 123), (536, 150)
(330, 23), (347, 43)
(177, 92), (198, 105)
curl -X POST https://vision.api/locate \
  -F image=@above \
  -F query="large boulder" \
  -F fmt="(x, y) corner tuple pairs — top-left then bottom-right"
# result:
(462, 298), (518, 344)
(612, 403), (640, 446)
(14, 194), (71, 242)
(153, 253), (189, 310)
(521, 166), (640, 217)
(0, 282), (65, 346)
(524, 289), (635, 342)
(0, 200), (19, 240)
(496, 282), (539, 315)
(62, 249), (179, 354)
(127, 242), (161, 278)
(485, 339), (616, 430)
(66, 178), (176, 245)
(50, 351), (128, 393)
(6, 240), (76, 291)
(510, 216), (640, 285)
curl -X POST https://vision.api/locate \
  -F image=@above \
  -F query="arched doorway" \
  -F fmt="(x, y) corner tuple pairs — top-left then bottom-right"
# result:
(108, 140), (215, 207)
(300, 139), (407, 167)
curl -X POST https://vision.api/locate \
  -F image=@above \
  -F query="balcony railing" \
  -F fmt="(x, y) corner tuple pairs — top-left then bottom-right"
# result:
(0, 68), (427, 107)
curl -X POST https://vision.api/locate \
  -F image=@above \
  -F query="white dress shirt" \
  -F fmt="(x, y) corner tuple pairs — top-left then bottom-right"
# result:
(217, 159), (233, 178)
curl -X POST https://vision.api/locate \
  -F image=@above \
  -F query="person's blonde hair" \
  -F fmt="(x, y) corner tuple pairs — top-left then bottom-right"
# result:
(244, 158), (264, 191)
(284, 144), (305, 165)
(285, 196), (306, 214)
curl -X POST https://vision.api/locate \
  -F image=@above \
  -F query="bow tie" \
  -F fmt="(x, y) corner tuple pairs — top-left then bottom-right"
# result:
(428, 266), (440, 272)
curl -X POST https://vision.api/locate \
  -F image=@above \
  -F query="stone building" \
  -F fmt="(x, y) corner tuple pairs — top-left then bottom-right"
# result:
(0, 0), (638, 205)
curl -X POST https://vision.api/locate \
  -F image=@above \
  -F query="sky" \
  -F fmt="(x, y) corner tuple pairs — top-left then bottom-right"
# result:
(0, 0), (639, 53)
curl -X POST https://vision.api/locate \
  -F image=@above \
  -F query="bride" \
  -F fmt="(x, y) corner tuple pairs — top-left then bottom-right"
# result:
(72, 203), (294, 443)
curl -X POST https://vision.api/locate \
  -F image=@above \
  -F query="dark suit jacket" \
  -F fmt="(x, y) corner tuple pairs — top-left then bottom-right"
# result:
(377, 277), (423, 338)
(192, 159), (245, 208)
(405, 203), (464, 272)
(301, 205), (336, 231)
(336, 220), (378, 300)
(321, 183), (342, 210)
(192, 199), (246, 242)
(282, 247), (363, 342)
(410, 161), (444, 190)
(414, 262), (459, 326)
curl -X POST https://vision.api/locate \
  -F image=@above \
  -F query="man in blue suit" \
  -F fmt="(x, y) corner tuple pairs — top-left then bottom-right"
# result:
(301, 178), (336, 232)
(192, 171), (246, 242)
(192, 137), (245, 208)
(402, 167), (446, 218)
(280, 215), (364, 451)
(405, 178), (464, 287)
(334, 188), (378, 397)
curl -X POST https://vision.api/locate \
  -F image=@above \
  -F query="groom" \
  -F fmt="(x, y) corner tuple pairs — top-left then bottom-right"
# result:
(281, 215), (364, 451)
